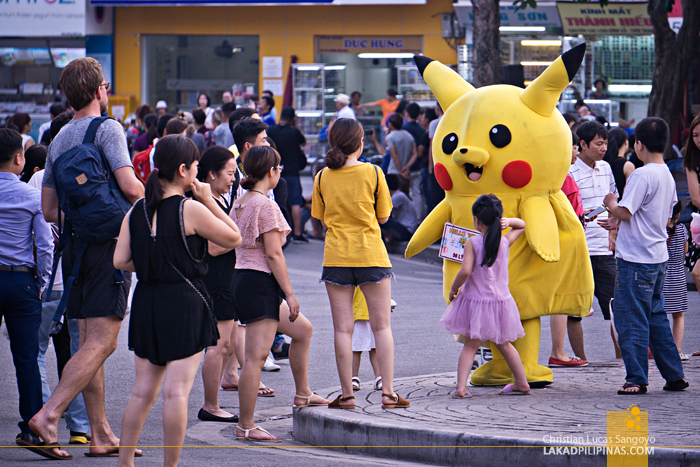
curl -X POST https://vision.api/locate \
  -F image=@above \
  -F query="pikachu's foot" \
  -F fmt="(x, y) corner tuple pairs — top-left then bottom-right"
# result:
(470, 360), (553, 387)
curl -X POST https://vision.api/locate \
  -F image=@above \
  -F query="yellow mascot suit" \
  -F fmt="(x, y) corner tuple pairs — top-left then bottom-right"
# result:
(405, 43), (594, 386)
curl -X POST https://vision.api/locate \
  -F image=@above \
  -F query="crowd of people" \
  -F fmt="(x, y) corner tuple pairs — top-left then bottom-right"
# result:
(1, 54), (699, 464)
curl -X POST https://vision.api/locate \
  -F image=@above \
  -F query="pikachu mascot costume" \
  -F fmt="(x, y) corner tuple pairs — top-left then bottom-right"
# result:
(406, 44), (594, 386)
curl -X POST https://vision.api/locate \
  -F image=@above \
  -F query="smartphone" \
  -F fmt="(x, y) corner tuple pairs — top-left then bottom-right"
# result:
(585, 205), (607, 220)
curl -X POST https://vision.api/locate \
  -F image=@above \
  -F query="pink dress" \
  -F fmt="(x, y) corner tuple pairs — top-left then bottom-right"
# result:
(440, 235), (525, 344)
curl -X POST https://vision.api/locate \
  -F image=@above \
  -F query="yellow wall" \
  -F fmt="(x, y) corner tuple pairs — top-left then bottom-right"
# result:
(114, 0), (457, 109)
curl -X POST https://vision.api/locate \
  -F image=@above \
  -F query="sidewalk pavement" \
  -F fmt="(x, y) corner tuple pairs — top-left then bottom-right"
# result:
(292, 360), (700, 466)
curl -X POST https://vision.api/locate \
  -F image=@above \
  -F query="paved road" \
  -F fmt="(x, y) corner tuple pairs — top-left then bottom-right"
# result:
(1, 173), (698, 465)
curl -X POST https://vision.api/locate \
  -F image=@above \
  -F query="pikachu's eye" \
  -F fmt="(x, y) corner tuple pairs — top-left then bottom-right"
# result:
(489, 125), (511, 148)
(442, 133), (458, 154)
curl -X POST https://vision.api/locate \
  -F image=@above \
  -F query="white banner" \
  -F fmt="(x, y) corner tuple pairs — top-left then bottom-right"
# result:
(0, 0), (87, 37)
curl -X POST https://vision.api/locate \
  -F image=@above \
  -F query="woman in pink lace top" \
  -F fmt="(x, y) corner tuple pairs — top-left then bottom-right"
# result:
(230, 146), (329, 442)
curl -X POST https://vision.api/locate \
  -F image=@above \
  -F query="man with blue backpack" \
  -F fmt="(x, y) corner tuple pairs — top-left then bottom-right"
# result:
(28, 57), (144, 460)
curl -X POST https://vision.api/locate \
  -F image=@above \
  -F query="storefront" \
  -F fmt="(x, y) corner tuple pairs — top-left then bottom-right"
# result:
(453, 1), (660, 126)
(0, 1), (114, 140)
(107, 0), (456, 121)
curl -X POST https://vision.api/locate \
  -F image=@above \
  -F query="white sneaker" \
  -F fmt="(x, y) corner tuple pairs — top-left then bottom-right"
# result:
(263, 354), (281, 372)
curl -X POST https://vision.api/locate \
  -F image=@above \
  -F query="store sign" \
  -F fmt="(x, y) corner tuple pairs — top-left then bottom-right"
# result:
(557, 2), (653, 35)
(454, 2), (561, 28)
(0, 0), (87, 37)
(89, 0), (424, 5)
(317, 35), (422, 54)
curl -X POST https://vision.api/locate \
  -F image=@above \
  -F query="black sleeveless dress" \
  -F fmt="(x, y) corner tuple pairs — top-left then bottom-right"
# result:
(129, 196), (219, 366)
(202, 195), (238, 321)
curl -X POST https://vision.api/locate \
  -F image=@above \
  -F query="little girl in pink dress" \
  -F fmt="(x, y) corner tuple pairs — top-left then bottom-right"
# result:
(441, 194), (530, 397)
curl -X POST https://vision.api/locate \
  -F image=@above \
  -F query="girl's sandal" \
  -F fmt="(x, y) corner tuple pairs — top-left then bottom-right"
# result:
(236, 425), (281, 443)
(381, 393), (410, 409)
(373, 376), (383, 391)
(328, 395), (355, 409)
(352, 377), (361, 391)
(293, 392), (329, 408)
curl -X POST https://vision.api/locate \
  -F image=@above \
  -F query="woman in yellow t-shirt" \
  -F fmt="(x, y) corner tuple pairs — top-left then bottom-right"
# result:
(312, 118), (409, 410)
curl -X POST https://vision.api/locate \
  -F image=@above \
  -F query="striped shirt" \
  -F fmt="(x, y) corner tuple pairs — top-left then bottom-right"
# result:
(569, 158), (617, 255)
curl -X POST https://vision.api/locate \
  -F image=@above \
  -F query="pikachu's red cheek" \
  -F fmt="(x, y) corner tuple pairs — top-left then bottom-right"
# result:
(502, 161), (532, 189)
(434, 163), (453, 191)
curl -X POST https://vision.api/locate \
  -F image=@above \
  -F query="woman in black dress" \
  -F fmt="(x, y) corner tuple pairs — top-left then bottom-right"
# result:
(114, 135), (241, 466)
(603, 127), (634, 198)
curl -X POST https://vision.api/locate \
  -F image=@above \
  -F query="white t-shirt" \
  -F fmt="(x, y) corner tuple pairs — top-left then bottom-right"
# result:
(616, 163), (677, 264)
(29, 170), (63, 291)
(569, 158), (617, 255)
(428, 115), (442, 139)
(38, 121), (52, 143)
(336, 106), (356, 120)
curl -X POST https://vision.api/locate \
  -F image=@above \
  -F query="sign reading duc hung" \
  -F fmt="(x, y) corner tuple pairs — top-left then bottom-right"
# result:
(557, 1), (653, 35)
(317, 35), (422, 54)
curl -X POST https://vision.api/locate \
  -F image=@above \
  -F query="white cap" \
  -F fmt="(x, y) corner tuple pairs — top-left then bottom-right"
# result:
(334, 93), (350, 105)
(156, 100), (167, 109)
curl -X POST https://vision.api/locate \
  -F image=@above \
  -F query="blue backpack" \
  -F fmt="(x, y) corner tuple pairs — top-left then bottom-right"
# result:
(46, 117), (131, 334)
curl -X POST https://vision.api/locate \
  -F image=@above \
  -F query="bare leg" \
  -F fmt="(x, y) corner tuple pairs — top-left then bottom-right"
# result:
(325, 283), (356, 406)
(360, 278), (396, 406)
(671, 312), (684, 354)
(368, 349), (381, 379)
(611, 324), (622, 359)
(161, 351), (204, 467)
(566, 319), (587, 361)
(456, 338), (481, 396)
(117, 357), (166, 467)
(30, 315), (122, 457)
(692, 261), (700, 293)
(201, 319), (236, 417)
(276, 302), (330, 407)
(236, 319), (278, 441)
(221, 324), (244, 389)
(291, 205), (303, 236)
(549, 315), (570, 361)
(352, 352), (362, 377)
(494, 342), (530, 392)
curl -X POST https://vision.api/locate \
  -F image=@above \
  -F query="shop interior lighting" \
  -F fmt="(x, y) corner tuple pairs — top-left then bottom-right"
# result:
(357, 53), (415, 59)
(521, 61), (554, 66)
(500, 26), (546, 32)
(608, 84), (652, 93)
(324, 65), (346, 70)
(521, 40), (562, 47)
(296, 66), (321, 71)
(296, 111), (322, 117)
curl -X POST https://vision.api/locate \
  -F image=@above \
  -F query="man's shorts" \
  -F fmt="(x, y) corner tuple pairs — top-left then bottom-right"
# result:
(569, 254), (615, 322)
(282, 175), (304, 207)
(64, 239), (132, 320)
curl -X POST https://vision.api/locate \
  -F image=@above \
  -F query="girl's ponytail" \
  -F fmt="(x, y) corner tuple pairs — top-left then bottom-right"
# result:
(145, 169), (164, 211)
(325, 145), (347, 170)
(472, 194), (504, 268)
(325, 118), (364, 170)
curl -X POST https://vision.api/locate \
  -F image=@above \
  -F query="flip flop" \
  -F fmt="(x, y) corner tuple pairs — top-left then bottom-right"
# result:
(498, 384), (530, 396)
(85, 449), (143, 457)
(222, 385), (276, 397)
(692, 351), (700, 357)
(617, 382), (647, 395)
(452, 391), (471, 399)
(16, 440), (73, 460)
(293, 392), (329, 408)
(663, 379), (689, 391)
(236, 425), (281, 443)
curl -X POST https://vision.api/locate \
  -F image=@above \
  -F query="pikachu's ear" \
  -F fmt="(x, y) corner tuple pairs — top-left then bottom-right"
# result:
(519, 43), (587, 117)
(414, 55), (475, 111)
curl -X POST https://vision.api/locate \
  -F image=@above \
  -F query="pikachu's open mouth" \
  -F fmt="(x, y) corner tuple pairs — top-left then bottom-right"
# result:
(464, 163), (483, 182)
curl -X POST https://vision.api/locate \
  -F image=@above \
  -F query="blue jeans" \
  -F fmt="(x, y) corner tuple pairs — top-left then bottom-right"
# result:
(613, 259), (684, 386)
(0, 271), (43, 434)
(38, 291), (90, 433)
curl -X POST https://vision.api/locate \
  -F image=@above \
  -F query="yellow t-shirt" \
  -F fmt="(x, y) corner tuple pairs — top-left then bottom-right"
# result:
(353, 288), (369, 321)
(312, 163), (392, 268)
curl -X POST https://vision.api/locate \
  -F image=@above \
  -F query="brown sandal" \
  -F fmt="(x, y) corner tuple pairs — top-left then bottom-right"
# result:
(381, 393), (410, 409)
(328, 395), (355, 409)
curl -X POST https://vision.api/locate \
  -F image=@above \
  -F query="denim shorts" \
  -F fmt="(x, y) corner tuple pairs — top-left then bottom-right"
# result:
(321, 267), (393, 287)
(282, 175), (304, 207)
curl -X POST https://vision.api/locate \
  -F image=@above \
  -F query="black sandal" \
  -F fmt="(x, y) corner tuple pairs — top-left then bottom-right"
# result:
(617, 382), (647, 395)
(663, 379), (689, 391)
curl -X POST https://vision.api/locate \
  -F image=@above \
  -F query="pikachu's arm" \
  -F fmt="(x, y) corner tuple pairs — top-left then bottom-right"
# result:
(519, 196), (560, 262)
(405, 199), (448, 258)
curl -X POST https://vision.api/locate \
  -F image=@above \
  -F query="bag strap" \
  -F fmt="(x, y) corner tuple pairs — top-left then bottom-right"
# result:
(82, 116), (110, 145)
(141, 200), (212, 314)
(317, 167), (326, 206)
(49, 237), (87, 335)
